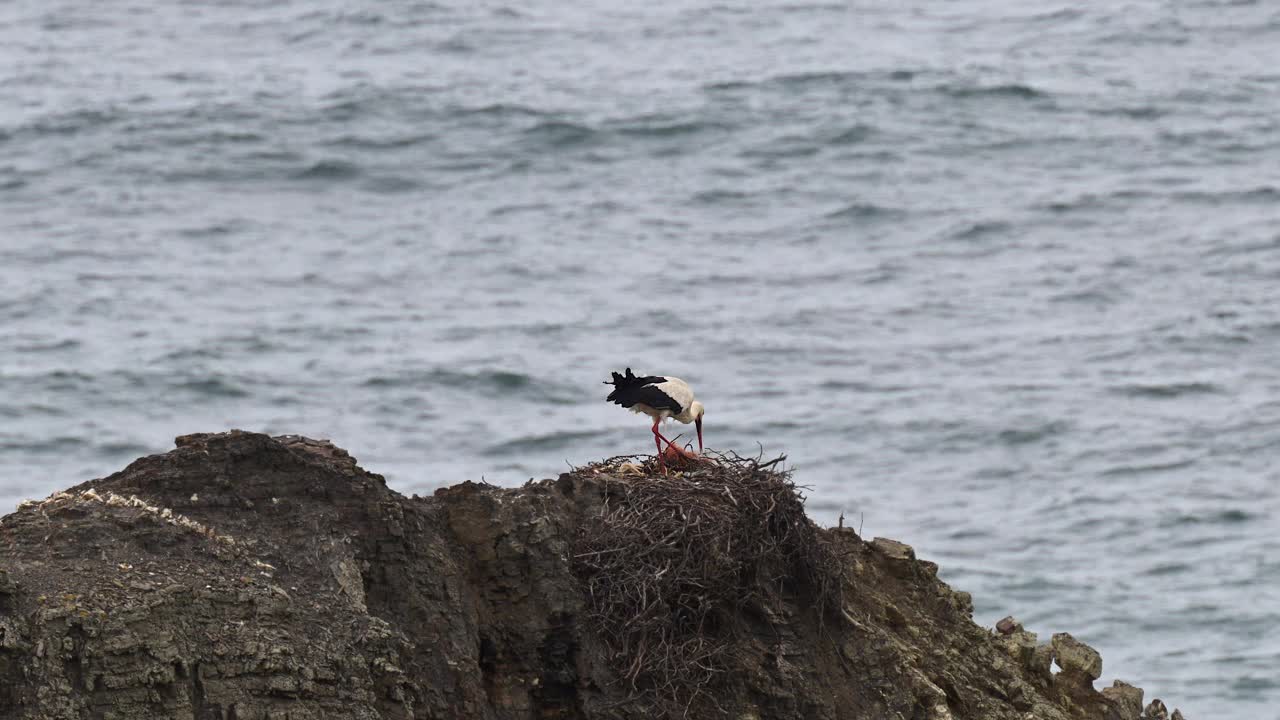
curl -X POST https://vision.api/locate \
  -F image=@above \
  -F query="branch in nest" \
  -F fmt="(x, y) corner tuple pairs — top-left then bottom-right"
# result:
(569, 452), (845, 717)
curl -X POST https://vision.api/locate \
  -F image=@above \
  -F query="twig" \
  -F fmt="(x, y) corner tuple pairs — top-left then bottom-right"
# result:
(569, 451), (844, 718)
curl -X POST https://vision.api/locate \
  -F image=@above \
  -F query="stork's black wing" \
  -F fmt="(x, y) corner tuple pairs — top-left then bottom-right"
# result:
(603, 368), (681, 413)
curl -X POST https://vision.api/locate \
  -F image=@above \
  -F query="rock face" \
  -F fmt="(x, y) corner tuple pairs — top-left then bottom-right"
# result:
(0, 431), (1188, 719)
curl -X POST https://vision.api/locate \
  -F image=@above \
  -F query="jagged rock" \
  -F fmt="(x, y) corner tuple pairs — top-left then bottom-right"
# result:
(1052, 632), (1103, 682)
(0, 431), (1187, 719)
(871, 537), (915, 560)
(1142, 698), (1169, 719)
(1101, 680), (1144, 720)
(996, 630), (1038, 667)
(1030, 642), (1055, 681)
(1171, 710), (1186, 720)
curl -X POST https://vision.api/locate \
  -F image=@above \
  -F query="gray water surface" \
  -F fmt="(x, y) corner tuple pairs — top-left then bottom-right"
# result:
(4, 1), (1280, 715)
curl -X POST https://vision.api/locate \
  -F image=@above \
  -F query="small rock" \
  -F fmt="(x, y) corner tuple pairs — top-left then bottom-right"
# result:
(1143, 699), (1168, 720)
(1170, 711), (1185, 720)
(884, 603), (908, 629)
(996, 616), (1022, 635)
(331, 559), (367, 612)
(1051, 632), (1102, 682)
(1102, 680), (1144, 720)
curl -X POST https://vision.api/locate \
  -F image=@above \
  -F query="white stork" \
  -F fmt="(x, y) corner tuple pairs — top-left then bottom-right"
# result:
(604, 368), (705, 467)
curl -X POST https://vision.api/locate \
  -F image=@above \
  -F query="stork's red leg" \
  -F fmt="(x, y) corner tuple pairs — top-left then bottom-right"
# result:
(651, 418), (671, 472)
(650, 418), (679, 450)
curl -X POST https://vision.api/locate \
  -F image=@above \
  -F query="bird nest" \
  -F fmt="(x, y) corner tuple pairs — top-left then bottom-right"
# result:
(571, 451), (845, 718)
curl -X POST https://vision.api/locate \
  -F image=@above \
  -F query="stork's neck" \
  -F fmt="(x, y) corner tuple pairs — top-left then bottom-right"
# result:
(675, 400), (704, 424)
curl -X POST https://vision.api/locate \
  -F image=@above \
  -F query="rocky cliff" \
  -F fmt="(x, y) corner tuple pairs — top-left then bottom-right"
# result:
(0, 431), (1186, 719)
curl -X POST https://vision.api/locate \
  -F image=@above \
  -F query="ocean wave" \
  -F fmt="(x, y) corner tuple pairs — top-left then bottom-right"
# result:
(482, 429), (606, 457)
(457, 103), (553, 121)
(12, 338), (80, 353)
(172, 376), (253, 399)
(362, 369), (579, 404)
(1099, 458), (1198, 477)
(0, 403), (67, 419)
(1112, 382), (1222, 399)
(739, 136), (822, 159)
(176, 221), (253, 239)
(945, 220), (1013, 241)
(942, 83), (1048, 100)
(96, 441), (154, 456)
(1170, 186), (1280, 204)
(690, 189), (752, 205)
(293, 159), (362, 181)
(997, 420), (1071, 446)
(322, 133), (435, 150)
(822, 202), (904, 221)
(361, 175), (423, 194)
(1160, 509), (1254, 527)
(521, 121), (599, 149)
(1142, 562), (1193, 577)
(9, 108), (119, 139)
(0, 436), (86, 452)
(818, 380), (914, 393)
(613, 117), (728, 138)
(703, 68), (915, 95)
(1090, 105), (1165, 120)
(825, 123), (876, 145)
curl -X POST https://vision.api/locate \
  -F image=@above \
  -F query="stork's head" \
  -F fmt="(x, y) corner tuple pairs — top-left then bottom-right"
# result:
(690, 401), (705, 452)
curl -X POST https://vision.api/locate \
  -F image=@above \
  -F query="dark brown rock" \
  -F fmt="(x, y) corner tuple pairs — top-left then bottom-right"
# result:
(996, 616), (1022, 635)
(0, 431), (1188, 719)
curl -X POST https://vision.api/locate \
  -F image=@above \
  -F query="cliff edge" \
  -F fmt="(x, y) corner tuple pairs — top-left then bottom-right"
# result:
(0, 431), (1185, 719)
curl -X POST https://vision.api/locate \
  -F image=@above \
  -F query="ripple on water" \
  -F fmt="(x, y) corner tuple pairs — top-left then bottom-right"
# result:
(612, 117), (728, 139)
(362, 369), (580, 405)
(12, 337), (81, 353)
(483, 429), (609, 456)
(1111, 382), (1223, 399)
(1099, 458), (1198, 477)
(292, 159), (362, 181)
(521, 121), (599, 150)
(1159, 509), (1255, 528)
(821, 202), (905, 222)
(941, 83), (1048, 100)
(996, 419), (1072, 446)
(172, 376), (253, 399)
(1231, 676), (1280, 694)
(0, 436), (87, 452)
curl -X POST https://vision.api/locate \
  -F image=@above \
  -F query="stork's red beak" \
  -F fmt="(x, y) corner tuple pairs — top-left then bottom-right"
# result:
(695, 415), (703, 453)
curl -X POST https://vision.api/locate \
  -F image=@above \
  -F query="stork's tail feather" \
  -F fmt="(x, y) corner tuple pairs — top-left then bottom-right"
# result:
(603, 368), (662, 402)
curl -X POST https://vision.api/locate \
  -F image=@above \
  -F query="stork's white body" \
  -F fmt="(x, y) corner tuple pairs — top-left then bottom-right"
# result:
(627, 377), (699, 424)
